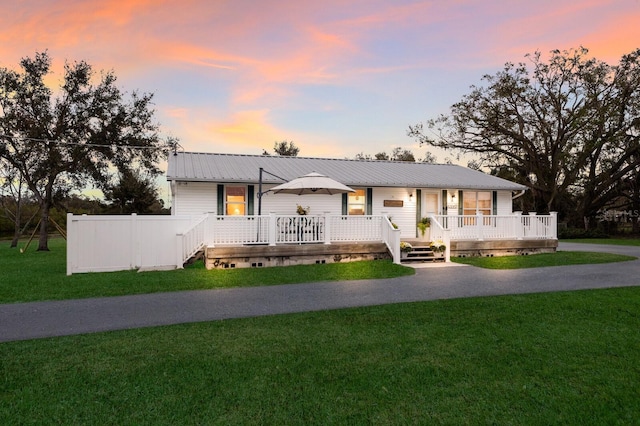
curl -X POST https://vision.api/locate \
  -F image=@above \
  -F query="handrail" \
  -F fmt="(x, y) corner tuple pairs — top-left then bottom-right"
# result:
(382, 215), (401, 264)
(176, 215), (207, 268)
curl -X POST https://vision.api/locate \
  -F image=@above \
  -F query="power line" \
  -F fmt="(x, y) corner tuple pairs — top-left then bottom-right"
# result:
(0, 134), (174, 150)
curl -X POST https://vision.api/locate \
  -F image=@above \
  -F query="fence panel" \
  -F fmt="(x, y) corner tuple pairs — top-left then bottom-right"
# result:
(67, 214), (201, 275)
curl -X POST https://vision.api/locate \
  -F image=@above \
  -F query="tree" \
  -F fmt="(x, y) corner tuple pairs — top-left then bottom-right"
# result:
(373, 147), (416, 162)
(390, 147), (416, 162)
(408, 47), (640, 227)
(354, 152), (372, 160)
(271, 140), (299, 156)
(0, 158), (31, 247)
(103, 168), (162, 214)
(0, 52), (168, 250)
(421, 151), (438, 164)
(374, 152), (389, 160)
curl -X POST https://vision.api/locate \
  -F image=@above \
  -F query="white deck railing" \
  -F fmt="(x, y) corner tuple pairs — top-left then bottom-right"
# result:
(205, 213), (388, 245)
(429, 213), (557, 241)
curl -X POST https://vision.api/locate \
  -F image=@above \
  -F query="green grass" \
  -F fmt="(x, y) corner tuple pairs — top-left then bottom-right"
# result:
(561, 237), (640, 246)
(2, 287), (640, 424)
(0, 238), (414, 304)
(452, 251), (636, 269)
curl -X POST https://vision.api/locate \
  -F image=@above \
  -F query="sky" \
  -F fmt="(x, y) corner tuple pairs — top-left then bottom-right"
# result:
(2, 0), (640, 167)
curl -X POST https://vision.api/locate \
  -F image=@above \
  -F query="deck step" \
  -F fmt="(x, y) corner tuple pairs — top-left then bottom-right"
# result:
(401, 245), (444, 263)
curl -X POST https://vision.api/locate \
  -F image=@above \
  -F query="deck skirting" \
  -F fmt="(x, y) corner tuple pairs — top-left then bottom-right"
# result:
(451, 239), (558, 257)
(205, 242), (391, 269)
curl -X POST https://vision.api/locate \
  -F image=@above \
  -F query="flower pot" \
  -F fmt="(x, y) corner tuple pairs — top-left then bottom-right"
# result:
(417, 227), (430, 242)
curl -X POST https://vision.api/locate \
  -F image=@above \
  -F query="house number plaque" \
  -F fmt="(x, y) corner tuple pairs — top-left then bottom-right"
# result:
(383, 200), (404, 207)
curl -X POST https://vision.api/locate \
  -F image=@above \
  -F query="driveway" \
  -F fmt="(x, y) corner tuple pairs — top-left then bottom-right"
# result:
(1, 242), (638, 343)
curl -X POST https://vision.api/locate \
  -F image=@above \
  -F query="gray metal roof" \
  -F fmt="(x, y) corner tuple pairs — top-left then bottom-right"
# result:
(166, 152), (527, 191)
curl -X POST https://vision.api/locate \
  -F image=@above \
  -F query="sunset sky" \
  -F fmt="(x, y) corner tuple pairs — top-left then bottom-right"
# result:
(2, 0), (640, 164)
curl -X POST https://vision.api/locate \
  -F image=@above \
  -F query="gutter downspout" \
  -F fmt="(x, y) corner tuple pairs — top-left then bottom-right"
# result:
(512, 189), (526, 200)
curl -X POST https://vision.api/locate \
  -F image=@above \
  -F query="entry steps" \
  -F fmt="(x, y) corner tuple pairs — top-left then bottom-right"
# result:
(401, 243), (445, 263)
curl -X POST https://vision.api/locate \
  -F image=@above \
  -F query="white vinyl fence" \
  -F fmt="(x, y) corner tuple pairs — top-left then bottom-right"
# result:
(66, 213), (203, 275)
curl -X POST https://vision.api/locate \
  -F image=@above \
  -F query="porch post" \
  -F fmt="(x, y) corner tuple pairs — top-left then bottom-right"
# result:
(476, 212), (484, 240)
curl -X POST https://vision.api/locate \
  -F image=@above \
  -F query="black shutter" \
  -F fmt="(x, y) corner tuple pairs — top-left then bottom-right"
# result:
(217, 185), (224, 215)
(366, 188), (373, 215)
(492, 191), (497, 215)
(442, 189), (448, 214)
(247, 185), (255, 215)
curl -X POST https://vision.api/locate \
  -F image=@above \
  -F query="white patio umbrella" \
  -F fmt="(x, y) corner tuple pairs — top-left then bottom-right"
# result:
(270, 172), (355, 195)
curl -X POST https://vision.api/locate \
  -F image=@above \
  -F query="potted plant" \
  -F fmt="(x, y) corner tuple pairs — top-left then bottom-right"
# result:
(400, 241), (413, 258)
(417, 217), (430, 241)
(296, 205), (310, 215)
(429, 240), (446, 258)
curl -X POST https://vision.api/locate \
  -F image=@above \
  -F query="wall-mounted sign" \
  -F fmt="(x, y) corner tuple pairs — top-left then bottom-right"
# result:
(383, 200), (404, 207)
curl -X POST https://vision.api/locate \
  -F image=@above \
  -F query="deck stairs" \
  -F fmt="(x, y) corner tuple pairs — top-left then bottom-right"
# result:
(402, 242), (444, 263)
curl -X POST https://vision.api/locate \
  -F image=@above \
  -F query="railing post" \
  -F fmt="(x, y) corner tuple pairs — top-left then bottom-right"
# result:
(476, 213), (484, 240)
(131, 213), (138, 269)
(175, 233), (184, 269)
(392, 228), (401, 264)
(550, 212), (558, 239)
(529, 212), (538, 238)
(443, 229), (451, 263)
(66, 213), (74, 275)
(269, 212), (277, 246)
(324, 212), (331, 244)
(514, 211), (523, 239)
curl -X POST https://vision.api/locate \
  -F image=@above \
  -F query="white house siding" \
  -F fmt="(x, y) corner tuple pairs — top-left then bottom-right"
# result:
(496, 190), (514, 215)
(260, 190), (343, 215)
(171, 182), (518, 237)
(371, 187), (415, 238)
(172, 182), (218, 216)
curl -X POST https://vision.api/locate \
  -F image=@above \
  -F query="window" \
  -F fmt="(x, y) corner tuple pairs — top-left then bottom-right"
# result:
(226, 186), (246, 215)
(463, 191), (491, 216)
(348, 189), (366, 215)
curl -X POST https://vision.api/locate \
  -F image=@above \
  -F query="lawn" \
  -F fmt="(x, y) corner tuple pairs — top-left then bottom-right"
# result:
(452, 250), (636, 269)
(0, 238), (414, 303)
(2, 287), (640, 424)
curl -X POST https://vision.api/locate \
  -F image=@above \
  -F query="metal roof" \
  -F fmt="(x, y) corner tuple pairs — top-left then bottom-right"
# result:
(166, 152), (527, 191)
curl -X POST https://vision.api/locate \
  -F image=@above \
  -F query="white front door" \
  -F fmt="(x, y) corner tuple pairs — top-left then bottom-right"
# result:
(424, 192), (438, 216)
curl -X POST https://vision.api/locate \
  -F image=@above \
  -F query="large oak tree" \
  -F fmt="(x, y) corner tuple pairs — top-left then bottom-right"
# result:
(408, 47), (640, 227)
(0, 52), (168, 250)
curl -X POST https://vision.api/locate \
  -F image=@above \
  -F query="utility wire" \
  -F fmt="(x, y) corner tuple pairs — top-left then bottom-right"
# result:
(0, 134), (174, 150)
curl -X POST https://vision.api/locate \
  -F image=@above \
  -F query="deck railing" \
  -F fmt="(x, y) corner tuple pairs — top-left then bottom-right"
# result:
(205, 213), (387, 246)
(430, 213), (557, 241)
